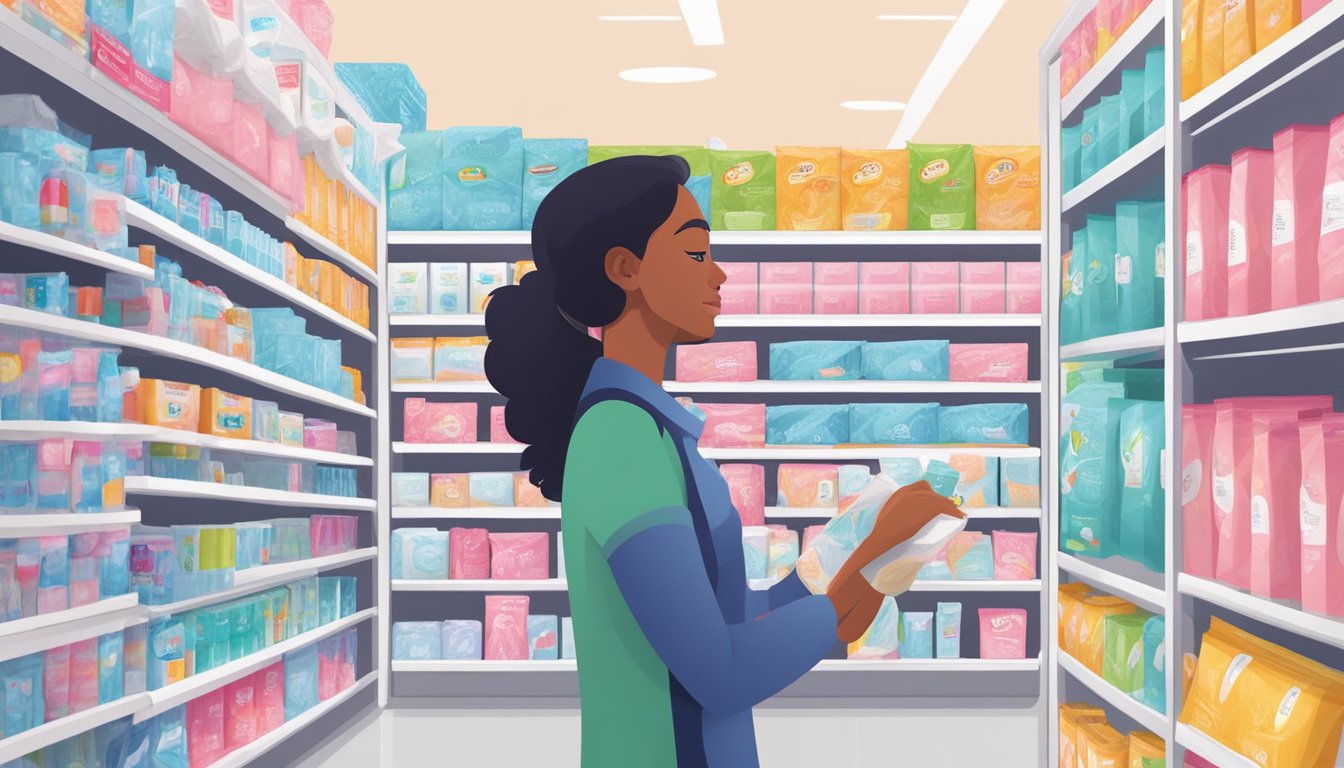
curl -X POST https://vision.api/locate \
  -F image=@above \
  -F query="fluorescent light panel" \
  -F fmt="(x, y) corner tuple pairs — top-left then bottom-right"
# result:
(878, 14), (958, 21)
(678, 0), (724, 45)
(598, 15), (682, 21)
(887, 0), (1006, 148)
(841, 100), (908, 111)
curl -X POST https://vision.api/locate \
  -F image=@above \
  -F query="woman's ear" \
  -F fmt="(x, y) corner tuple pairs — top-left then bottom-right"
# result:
(604, 247), (642, 292)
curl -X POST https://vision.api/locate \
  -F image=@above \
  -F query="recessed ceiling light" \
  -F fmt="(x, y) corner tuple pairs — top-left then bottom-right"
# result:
(598, 15), (682, 21)
(841, 100), (908, 111)
(878, 14), (958, 21)
(619, 67), (717, 84)
(678, 0), (725, 45)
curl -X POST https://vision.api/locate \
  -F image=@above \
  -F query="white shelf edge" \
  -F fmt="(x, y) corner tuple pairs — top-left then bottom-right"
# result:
(765, 506), (1042, 520)
(0, 603), (145, 664)
(392, 442), (1042, 460)
(390, 380), (1043, 395)
(148, 548), (377, 617)
(388, 313), (1043, 329)
(0, 509), (141, 538)
(0, 593), (141, 647)
(391, 579), (568, 593)
(1177, 573), (1344, 652)
(0, 305), (374, 418)
(391, 507), (561, 520)
(1177, 297), (1344, 344)
(392, 660), (576, 672)
(1058, 650), (1168, 734)
(1060, 327), (1165, 362)
(1173, 724), (1260, 768)
(1057, 553), (1166, 614)
(135, 609), (376, 722)
(1061, 0), (1165, 118)
(387, 230), (1043, 247)
(126, 201), (375, 342)
(907, 579), (1041, 593)
(206, 673), (378, 768)
(0, 422), (372, 466)
(390, 655), (1043, 674)
(1061, 129), (1165, 213)
(124, 476), (376, 511)
(0, 694), (150, 764)
(0, 421), (157, 441)
(284, 217), (379, 285)
(0, 220), (155, 279)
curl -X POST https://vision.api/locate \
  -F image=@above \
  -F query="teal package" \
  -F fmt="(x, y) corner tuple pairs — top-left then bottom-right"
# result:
(935, 602), (961, 659)
(283, 643), (320, 719)
(152, 705), (189, 768)
(686, 175), (711, 221)
(1144, 47), (1165, 138)
(128, 0), (174, 82)
(1059, 382), (1126, 556)
(469, 472), (515, 506)
(898, 612), (934, 659)
(1118, 400), (1166, 573)
(1000, 457), (1041, 508)
(838, 465), (871, 501)
(769, 340), (863, 380)
(1116, 200), (1165, 333)
(1061, 124), (1082, 192)
(1082, 214), (1119, 341)
(1078, 106), (1100, 181)
(333, 63), (427, 133)
(390, 472), (430, 508)
(98, 631), (124, 704)
(528, 615), (559, 660)
(1061, 228), (1086, 345)
(0, 151), (41, 229)
(860, 340), (949, 381)
(849, 402), (939, 445)
(442, 126), (524, 231)
(1096, 94), (1123, 170)
(878, 458), (923, 486)
(1065, 367), (1164, 401)
(336, 576), (357, 618)
(2, 654), (43, 736)
(318, 577), (340, 625)
(522, 138), (588, 229)
(147, 617), (184, 691)
(938, 403), (1029, 445)
(921, 460), (961, 497)
(952, 535), (994, 579)
(766, 404), (849, 445)
(1142, 615), (1166, 713)
(387, 131), (443, 231)
(952, 456), (999, 507)
(1120, 69), (1147, 149)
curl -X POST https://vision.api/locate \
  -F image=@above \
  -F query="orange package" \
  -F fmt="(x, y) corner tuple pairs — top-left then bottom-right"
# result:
(514, 472), (548, 508)
(26, 0), (85, 46)
(1096, 0), (1123, 57)
(1181, 0), (1204, 100)
(137, 379), (201, 431)
(1127, 731), (1165, 768)
(776, 147), (841, 231)
(1078, 596), (1137, 673)
(1223, 0), (1256, 72)
(973, 146), (1041, 230)
(1058, 582), (1092, 648)
(1059, 703), (1107, 768)
(1255, 0), (1300, 51)
(1182, 652), (1197, 701)
(1077, 720), (1128, 768)
(199, 388), (253, 439)
(430, 473), (469, 508)
(840, 149), (908, 231)
(1201, 0), (1226, 89)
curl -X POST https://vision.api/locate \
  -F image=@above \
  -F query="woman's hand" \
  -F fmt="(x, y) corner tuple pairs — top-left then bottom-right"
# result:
(826, 569), (885, 643)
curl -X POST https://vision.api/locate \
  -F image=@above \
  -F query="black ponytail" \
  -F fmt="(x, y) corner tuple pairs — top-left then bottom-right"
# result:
(485, 155), (690, 501)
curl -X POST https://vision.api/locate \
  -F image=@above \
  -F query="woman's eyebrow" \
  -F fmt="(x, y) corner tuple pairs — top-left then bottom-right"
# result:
(675, 218), (710, 234)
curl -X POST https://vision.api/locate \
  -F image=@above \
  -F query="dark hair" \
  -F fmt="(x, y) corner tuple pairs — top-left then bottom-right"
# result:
(485, 155), (691, 501)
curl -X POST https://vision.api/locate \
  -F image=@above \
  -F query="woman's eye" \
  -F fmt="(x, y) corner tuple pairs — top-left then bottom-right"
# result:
(686, 251), (707, 263)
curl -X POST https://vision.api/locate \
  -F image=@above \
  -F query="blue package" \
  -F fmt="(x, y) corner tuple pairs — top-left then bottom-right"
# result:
(129, 0), (174, 82)
(98, 631), (125, 703)
(2, 654), (44, 737)
(468, 472), (515, 507)
(390, 528), (448, 580)
(97, 350), (122, 423)
(89, 0), (132, 42)
(101, 535), (130, 598)
(899, 611), (934, 659)
(334, 63), (428, 133)
(938, 403), (1030, 445)
(765, 404), (849, 445)
(392, 621), (442, 660)
(1143, 615), (1166, 713)
(1, 444), (37, 510)
(528, 615), (559, 661)
(768, 340), (863, 381)
(441, 620), (482, 660)
(861, 341), (950, 381)
(952, 535), (994, 580)
(686, 175), (711, 221)
(878, 457), (924, 486)
(442, 126), (524, 231)
(838, 464), (870, 502)
(26, 272), (70, 316)
(0, 152), (41, 229)
(522, 138), (588, 229)
(388, 131), (443, 231)
(37, 350), (72, 421)
(849, 402), (939, 445)
(283, 643), (319, 719)
(336, 576), (357, 618)
(151, 705), (189, 768)
(936, 602), (962, 659)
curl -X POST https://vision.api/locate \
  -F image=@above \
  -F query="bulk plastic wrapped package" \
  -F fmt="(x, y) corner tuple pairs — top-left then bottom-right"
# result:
(334, 63), (427, 133)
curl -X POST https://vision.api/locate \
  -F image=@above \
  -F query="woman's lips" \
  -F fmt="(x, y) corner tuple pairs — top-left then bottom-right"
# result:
(704, 300), (722, 316)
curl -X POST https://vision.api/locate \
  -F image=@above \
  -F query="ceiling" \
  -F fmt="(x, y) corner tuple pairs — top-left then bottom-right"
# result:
(326, 0), (1070, 150)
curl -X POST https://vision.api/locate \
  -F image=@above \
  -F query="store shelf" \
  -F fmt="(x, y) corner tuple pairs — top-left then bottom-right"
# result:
(1060, 0), (1165, 118)
(765, 506), (1042, 520)
(393, 442), (1042, 460)
(125, 476), (376, 511)
(392, 660), (576, 672)
(1060, 130), (1164, 213)
(0, 220), (155, 279)
(1058, 553), (1166, 613)
(387, 230), (1043, 247)
(0, 305), (375, 418)
(148, 548), (378, 617)
(207, 672), (378, 768)
(907, 579), (1041, 593)
(126, 202), (375, 342)
(392, 507), (561, 520)
(1177, 573), (1344, 651)
(1173, 724), (1260, 768)
(0, 421), (157, 441)
(392, 380), (1043, 395)
(391, 579), (568, 592)
(1178, 298), (1344, 346)
(0, 605), (146, 666)
(811, 656), (1041, 672)
(0, 694), (151, 764)
(0, 421), (369, 465)
(285, 218), (379, 285)
(1058, 651), (1167, 734)
(0, 509), (141, 538)
(389, 313), (1043, 329)
(0, 594), (141, 649)
(136, 609), (376, 722)
(1060, 327), (1165, 362)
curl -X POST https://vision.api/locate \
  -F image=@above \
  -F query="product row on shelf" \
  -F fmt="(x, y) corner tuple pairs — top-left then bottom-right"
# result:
(392, 603), (569, 662)
(1060, 199), (1166, 345)
(1059, 0), (1157, 98)
(1059, 702), (1167, 768)
(1179, 0), (1335, 101)
(1062, 45), (1165, 192)
(1058, 583), (1167, 715)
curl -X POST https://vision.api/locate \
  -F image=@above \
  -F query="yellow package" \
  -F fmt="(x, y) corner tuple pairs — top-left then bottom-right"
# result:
(137, 379), (201, 431)
(973, 146), (1041, 230)
(1201, 0), (1226, 89)
(1223, 0), (1256, 72)
(1182, 652), (1197, 702)
(431, 474), (468, 507)
(1059, 582), (1093, 649)
(1077, 720), (1128, 768)
(1255, 0), (1299, 52)
(515, 472), (548, 507)
(27, 0), (85, 45)
(1096, 0), (1118, 58)
(1127, 731), (1164, 768)
(1078, 596), (1137, 674)
(199, 388), (253, 439)
(514, 260), (537, 283)
(776, 147), (842, 231)
(1182, 0), (1204, 100)
(433, 336), (488, 383)
(840, 149), (908, 230)
(342, 365), (364, 405)
(1059, 703), (1106, 768)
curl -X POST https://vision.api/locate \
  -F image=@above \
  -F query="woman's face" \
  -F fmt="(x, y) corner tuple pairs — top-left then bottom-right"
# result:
(633, 186), (726, 343)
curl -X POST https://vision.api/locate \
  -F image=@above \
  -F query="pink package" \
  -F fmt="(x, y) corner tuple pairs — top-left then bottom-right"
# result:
(404, 399), (478, 443)
(959, 261), (1006, 314)
(802, 525), (825, 552)
(268, 128), (304, 210)
(484, 595), (530, 660)
(859, 262), (910, 314)
(948, 344), (1028, 382)
(303, 419), (338, 451)
(1300, 414), (1344, 617)
(675, 341), (758, 382)
(288, 0), (334, 58)
(1006, 262), (1043, 314)
(490, 405), (517, 443)
(224, 674), (258, 750)
(68, 638), (98, 713)
(1304, 0), (1330, 16)
(170, 56), (232, 151)
(814, 262), (858, 314)
(978, 608), (1028, 659)
(449, 527), (491, 579)
(231, 100), (270, 184)
(318, 639), (340, 702)
(1227, 148), (1275, 317)
(719, 463), (765, 526)
(698, 402), (766, 448)
(254, 661), (285, 736)
(759, 262), (813, 285)
(759, 262), (813, 314)
(1079, 10), (1098, 70)
(1184, 752), (1218, 768)
(1271, 124), (1329, 310)
(911, 262), (960, 314)
(186, 688), (226, 768)
(719, 262), (758, 314)
(1319, 113), (1344, 301)
(1184, 165), (1231, 321)
(1213, 396), (1331, 589)
(1249, 412), (1304, 600)
(991, 530), (1038, 580)
(488, 532), (550, 580)
(37, 533), (68, 614)
(1181, 405), (1218, 579)
(43, 646), (70, 721)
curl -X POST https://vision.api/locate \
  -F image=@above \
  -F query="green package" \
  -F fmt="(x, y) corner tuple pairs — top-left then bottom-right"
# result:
(1061, 229), (1086, 345)
(1082, 214), (1118, 341)
(1102, 611), (1153, 696)
(1120, 69), (1147, 150)
(1116, 200), (1166, 333)
(1065, 367), (1164, 400)
(710, 150), (776, 230)
(1079, 107), (1100, 181)
(907, 143), (974, 231)
(1062, 123), (1083, 192)
(1060, 381), (1126, 556)
(587, 145), (709, 176)
(1119, 400), (1166, 572)
(1144, 47), (1165, 138)
(1097, 94), (1124, 170)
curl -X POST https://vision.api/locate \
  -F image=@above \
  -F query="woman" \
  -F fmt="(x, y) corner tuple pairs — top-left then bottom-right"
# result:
(486, 156), (957, 767)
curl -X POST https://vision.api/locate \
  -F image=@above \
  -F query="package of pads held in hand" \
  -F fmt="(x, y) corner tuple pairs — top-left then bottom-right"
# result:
(796, 470), (967, 596)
